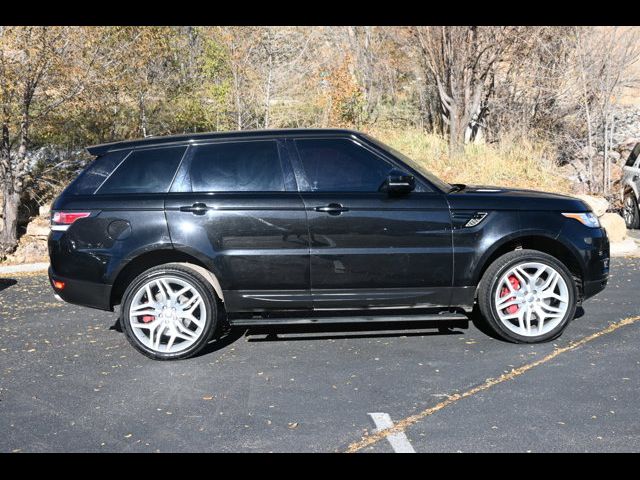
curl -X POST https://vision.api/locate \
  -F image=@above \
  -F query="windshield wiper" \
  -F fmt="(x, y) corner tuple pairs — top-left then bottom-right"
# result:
(448, 183), (466, 193)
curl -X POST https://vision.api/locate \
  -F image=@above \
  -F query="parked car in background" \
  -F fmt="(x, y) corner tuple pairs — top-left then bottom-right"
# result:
(622, 142), (640, 229)
(48, 129), (610, 360)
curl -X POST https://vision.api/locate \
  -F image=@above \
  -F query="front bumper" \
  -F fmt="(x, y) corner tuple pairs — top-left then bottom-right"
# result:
(583, 276), (609, 300)
(48, 267), (113, 311)
(580, 227), (610, 301)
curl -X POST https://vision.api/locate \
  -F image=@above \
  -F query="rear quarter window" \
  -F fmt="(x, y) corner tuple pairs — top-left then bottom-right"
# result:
(63, 150), (130, 195)
(96, 146), (186, 194)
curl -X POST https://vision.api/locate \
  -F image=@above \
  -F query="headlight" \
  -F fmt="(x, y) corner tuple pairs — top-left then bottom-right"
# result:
(562, 212), (601, 228)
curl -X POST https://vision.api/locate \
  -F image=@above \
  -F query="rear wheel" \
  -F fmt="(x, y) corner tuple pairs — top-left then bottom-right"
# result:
(477, 249), (578, 343)
(623, 192), (640, 229)
(121, 264), (218, 360)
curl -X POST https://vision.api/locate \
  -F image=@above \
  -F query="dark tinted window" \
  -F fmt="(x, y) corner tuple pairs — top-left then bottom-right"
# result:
(625, 143), (640, 167)
(295, 139), (395, 192)
(64, 150), (130, 195)
(189, 141), (284, 192)
(97, 146), (186, 194)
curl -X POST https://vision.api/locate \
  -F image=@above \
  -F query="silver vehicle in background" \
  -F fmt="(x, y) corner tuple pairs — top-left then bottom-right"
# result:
(622, 143), (640, 229)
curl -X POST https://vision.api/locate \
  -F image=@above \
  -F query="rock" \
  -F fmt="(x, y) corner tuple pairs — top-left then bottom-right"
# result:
(22, 239), (48, 263)
(39, 204), (51, 217)
(574, 194), (609, 217)
(25, 217), (50, 237)
(580, 146), (597, 158)
(609, 151), (621, 163)
(618, 137), (640, 151)
(4, 236), (48, 264)
(611, 162), (623, 182)
(600, 212), (627, 242)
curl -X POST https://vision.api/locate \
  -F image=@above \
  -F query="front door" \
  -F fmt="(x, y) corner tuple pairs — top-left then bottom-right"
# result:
(165, 139), (311, 314)
(289, 136), (453, 311)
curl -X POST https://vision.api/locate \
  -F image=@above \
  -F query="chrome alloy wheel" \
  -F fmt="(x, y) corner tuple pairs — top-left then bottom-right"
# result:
(128, 276), (207, 354)
(493, 261), (569, 337)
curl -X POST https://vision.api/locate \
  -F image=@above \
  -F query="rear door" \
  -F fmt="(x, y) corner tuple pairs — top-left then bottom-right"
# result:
(164, 138), (311, 314)
(288, 135), (453, 311)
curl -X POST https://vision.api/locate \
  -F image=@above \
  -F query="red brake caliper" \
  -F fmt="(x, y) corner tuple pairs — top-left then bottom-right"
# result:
(499, 275), (521, 314)
(142, 315), (155, 323)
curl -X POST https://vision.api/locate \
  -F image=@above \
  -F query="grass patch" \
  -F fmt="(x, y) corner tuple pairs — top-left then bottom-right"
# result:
(364, 127), (570, 194)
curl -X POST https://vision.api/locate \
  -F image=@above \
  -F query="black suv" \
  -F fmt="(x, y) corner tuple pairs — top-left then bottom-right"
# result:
(48, 129), (610, 360)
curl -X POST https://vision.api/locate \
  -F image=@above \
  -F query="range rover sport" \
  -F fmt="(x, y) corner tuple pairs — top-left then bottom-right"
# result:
(48, 129), (610, 360)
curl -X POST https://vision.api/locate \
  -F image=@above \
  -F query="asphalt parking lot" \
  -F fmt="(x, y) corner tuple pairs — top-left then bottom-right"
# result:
(1, 258), (639, 453)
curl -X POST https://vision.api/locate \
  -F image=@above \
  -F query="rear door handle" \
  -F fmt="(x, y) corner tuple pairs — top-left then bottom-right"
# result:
(179, 203), (208, 215)
(314, 203), (349, 215)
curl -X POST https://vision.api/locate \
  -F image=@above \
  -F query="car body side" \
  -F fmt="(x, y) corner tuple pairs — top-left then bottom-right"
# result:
(48, 130), (610, 318)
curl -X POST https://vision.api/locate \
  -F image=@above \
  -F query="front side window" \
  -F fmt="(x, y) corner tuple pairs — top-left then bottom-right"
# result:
(97, 146), (186, 194)
(295, 138), (396, 192)
(188, 141), (285, 192)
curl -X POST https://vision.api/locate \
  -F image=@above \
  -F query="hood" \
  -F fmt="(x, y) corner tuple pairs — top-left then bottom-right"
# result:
(447, 184), (590, 212)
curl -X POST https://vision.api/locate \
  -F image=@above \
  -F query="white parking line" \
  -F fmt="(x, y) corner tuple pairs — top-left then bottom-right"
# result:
(368, 412), (416, 453)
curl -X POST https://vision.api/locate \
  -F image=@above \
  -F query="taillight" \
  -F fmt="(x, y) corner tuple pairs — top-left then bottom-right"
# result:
(51, 211), (91, 231)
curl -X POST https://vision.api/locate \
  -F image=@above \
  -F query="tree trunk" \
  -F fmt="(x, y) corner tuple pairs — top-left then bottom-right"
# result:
(264, 54), (273, 129)
(0, 187), (21, 253)
(447, 102), (466, 157)
(139, 92), (148, 137)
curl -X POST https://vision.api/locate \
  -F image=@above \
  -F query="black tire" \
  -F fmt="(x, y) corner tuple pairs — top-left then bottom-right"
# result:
(477, 249), (578, 344)
(121, 263), (218, 360)
(623, 192), (640, 230)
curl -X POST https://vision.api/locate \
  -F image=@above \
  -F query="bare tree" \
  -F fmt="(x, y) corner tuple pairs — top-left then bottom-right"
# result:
(0, 27), (109, 251)
(410, 26), (530, 155)
(571, 26), (640, 195)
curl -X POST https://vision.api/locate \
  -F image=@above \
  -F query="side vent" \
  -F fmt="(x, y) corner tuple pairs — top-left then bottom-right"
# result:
(451, 210), (489, 229)
(464, 212), (488, 228)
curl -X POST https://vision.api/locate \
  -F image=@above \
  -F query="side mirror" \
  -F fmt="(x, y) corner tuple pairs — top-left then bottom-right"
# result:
(382, 172), (415, 194)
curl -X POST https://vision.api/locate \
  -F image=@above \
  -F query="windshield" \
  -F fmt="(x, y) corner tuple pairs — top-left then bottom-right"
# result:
(362, 134), (452, 192)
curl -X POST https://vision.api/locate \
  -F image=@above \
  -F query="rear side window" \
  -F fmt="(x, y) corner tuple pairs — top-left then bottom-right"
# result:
(97, 146), (186, 194)
(295, 138), (395, 192)
(64, 150), (130, 195)
(188, 141), (285, 192)
(625, 143), (640, 168)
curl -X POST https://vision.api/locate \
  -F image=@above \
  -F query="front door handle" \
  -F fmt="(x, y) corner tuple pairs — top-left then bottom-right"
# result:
(180, 203), (208, 215)
(314, 203), (349, 215)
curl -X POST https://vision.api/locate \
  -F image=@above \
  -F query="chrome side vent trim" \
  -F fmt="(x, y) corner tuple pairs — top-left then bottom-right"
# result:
(464, 212), (488, 228)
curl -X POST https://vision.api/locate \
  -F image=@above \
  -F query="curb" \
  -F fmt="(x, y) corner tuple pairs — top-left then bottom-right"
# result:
(0, 262), (50, 275)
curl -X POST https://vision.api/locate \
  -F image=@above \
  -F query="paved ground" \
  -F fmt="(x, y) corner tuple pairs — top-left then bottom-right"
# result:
(1, 258), (639, 453)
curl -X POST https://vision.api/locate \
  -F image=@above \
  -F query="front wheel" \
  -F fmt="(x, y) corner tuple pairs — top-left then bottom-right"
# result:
(623, 192), (640, 229)
(121, 264), (218, 360)
(477, 249), (578, 343)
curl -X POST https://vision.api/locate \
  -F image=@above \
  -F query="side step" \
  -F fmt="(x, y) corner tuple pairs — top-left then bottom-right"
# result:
(229, 312), (468, 327)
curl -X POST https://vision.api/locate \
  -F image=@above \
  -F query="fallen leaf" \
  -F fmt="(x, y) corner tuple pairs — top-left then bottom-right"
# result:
(288, 422), (298, 429)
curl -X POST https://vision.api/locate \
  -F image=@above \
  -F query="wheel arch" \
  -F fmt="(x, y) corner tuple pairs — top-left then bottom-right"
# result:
(109, 249), (224, 309)
(474, 234), (584, 297)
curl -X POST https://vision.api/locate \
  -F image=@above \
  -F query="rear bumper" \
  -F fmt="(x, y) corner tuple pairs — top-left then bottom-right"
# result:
(48, 267), (113, 311)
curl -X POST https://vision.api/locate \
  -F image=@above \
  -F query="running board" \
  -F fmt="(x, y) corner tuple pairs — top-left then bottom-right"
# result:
(229, 312), (468, 327)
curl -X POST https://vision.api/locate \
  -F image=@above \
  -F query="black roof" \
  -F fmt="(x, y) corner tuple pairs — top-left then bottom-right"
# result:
(87, 128), (362, 156)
